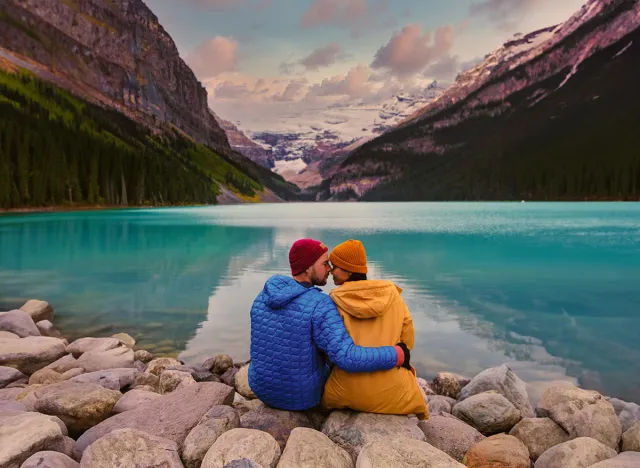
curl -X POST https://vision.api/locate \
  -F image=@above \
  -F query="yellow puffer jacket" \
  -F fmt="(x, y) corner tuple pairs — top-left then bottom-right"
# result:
(321, 280), (429, 420)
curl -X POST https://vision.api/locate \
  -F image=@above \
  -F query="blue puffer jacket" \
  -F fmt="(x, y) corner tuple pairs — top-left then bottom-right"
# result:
(248, 275), (398, 411)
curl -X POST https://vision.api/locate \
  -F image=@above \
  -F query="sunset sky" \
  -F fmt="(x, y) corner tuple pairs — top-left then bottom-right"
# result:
(144, 0), (587, 131)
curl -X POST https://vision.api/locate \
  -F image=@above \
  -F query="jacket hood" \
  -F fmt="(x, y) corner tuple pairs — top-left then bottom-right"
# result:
(262, 275), (317, 309)
(330, 280), (402, 319)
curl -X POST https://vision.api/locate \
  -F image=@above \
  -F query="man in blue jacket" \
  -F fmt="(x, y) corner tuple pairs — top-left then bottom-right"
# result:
(248, 238), (410, 411)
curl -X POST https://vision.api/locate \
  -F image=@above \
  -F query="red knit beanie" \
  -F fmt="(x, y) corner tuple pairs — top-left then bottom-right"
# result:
(289, 239), (328, 276)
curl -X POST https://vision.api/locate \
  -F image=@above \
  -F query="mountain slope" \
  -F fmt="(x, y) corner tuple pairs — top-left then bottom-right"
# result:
(0, 0), (300, 206)
(324, 0), (640, 201)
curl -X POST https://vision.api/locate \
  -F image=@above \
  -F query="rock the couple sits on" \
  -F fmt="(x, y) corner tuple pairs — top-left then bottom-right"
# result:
(248, 238), (429, 421)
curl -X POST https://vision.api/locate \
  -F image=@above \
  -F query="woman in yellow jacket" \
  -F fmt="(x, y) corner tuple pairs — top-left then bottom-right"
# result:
(321, 239), (429, 420)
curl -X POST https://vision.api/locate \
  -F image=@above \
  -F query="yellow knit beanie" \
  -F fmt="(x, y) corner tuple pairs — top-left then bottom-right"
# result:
(330, 239), (368, 274)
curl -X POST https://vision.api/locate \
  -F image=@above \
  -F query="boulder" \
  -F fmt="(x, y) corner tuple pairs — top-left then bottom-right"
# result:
(20, 451), (79, 468)
(452, 392), (521, 435)
(132, 372), (160, 392)
(321, 410), (425, 461)
(111, 333), (135, 348)
(204, 354), (234, 375)
(0, 399), (26, 412)
(0, 310), (40, 338)
(29, 368), (84, 386)
(621, 421), (640, 452)
(192, 366), (217, 382)
(0, 387), (23, 401)
(417, 377), (436, 396)
(1, 366), (26, 388)
(0, 331), (20, 339)
(459, 365), (534, 418)
(69, 368), (139, 391)
(534, 437), (617, 468)
(221, 367), (238, 387)
(160, 370), (197, 394)
(607, 397), (640, 433)
(79, 428), (183, 467)
(0, 412), (68, 468)
(536, 385), (622, 450)
(462, 434), (530, 468)
(113, 389), (162, 413)
(201, 428), (281, 468)
(428, 395), (456, 414)
(356, 437), (465, 468)
(44, 355), (79, 373)
(432, 372), (462, 399)
(74, 347), (135, 373)
(183, 405), (241, 468)
(66, 338), (122, 358)
(146, 357), (182, 376)
(234, 364), (256, 399)
(240, 405), (315, 449)
(0, 337), (67, 374)
(19, 300), (54, 323)
(36, 321), (63, 339)
(418, 412), (485, 461)
(589, 452), (640, 468)
(233, 393), (264, 416)
(28, 381), (121, 435)
(134, 349), (155, 364)
(76, 382), (235, 454)
(276, 427), (353, 468)
(509, 417), (570, 460)
(223, 461), (264, 468)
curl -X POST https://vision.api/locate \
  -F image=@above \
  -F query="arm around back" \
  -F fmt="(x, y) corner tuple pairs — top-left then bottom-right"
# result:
(312, 295), (397, 373)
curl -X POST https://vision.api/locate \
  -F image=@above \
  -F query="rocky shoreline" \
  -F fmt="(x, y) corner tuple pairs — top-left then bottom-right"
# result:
(1, 300), (639, 468)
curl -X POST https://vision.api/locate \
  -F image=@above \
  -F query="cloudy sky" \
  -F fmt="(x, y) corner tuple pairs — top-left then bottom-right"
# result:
(145, 0), (586, 132)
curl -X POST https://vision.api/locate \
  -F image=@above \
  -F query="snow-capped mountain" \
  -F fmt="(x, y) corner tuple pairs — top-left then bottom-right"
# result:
(324, 0), (640, 201)
(221, 81), (446, 188)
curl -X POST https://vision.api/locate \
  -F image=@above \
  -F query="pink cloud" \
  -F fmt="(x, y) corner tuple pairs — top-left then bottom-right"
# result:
(306, 63), (372, 98)
(213, 81), (252, 99)
(371, 23), (455, 77)
(186, 36), (239, 79)
(272, 80), (308, 102)
(300, 43), (343, 71)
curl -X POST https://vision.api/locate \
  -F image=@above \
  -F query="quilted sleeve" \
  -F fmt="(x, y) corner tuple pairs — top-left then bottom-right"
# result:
(312, 296), (397, 373)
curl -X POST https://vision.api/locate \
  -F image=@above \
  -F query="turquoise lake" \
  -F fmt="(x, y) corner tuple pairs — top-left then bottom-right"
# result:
(1, 203), (639, 402)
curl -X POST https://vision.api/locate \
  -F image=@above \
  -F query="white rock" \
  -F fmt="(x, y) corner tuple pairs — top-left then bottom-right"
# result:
(36, 321), (63, 338)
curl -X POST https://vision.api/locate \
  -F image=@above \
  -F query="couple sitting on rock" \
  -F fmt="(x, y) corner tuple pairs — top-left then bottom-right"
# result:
(248, 238), (429, 420)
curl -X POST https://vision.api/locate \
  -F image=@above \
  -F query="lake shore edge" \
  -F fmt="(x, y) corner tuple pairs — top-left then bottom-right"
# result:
(2, 299), (640, 467)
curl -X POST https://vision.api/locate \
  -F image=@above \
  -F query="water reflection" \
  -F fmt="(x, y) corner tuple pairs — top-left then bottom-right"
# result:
(1, 203), (639, 403)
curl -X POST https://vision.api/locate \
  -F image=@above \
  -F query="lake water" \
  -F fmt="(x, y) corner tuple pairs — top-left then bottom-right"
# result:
(1, 203), (639, 403)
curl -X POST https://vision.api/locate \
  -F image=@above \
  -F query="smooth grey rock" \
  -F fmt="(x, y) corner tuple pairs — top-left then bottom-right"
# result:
(19, 300), (54, 323)
(459, 364), (534, 418)
(0, 310), (40, 338)
(536, 385), (622, 450)
(76, 382), (235, 454)
(509, 417), (570, 460)
(427, 395), (456, 414)
(79, 428), (183, 467)
(223, 461), (264, 468)
(621, 421), (640, 452)
(452, 392), (522, 435)
(240, 404), (315, 449)
(0, 337), (67, 374)
(20, 451), (79, 468)
(0, 331), (20, 339)
(0, 366), (26, 388)
(357, 437), (465, 468)
(220, 367), (238, 387)
(183, 406), (241, 468)
(418, 412), (485, 462)
(201, 428), (281, 468)
(69, 368), (139, 391)
(589, 452), (640, 468)
(277, 427), (353, 468)
(74, 347), (134, 373)
(66, 338), (122, 358)
(112, 389), (161, 413)
(36, 321), (63, 338)
(29, 368), (84, 386)
(534, 437), (617, 468)
(607, 397), (640, 433)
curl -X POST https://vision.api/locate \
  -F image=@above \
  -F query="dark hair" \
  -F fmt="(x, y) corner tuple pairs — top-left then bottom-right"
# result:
(346, 273), (368, 282)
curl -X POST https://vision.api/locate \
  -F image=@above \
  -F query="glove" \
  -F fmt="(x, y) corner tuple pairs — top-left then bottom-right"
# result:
(394, 342), (411, 370)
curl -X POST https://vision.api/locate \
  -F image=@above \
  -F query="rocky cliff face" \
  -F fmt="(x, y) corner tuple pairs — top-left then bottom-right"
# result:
(0, 0), (229, 149)
(324, 0), (640, 201)
(217, 118), (275, 169)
